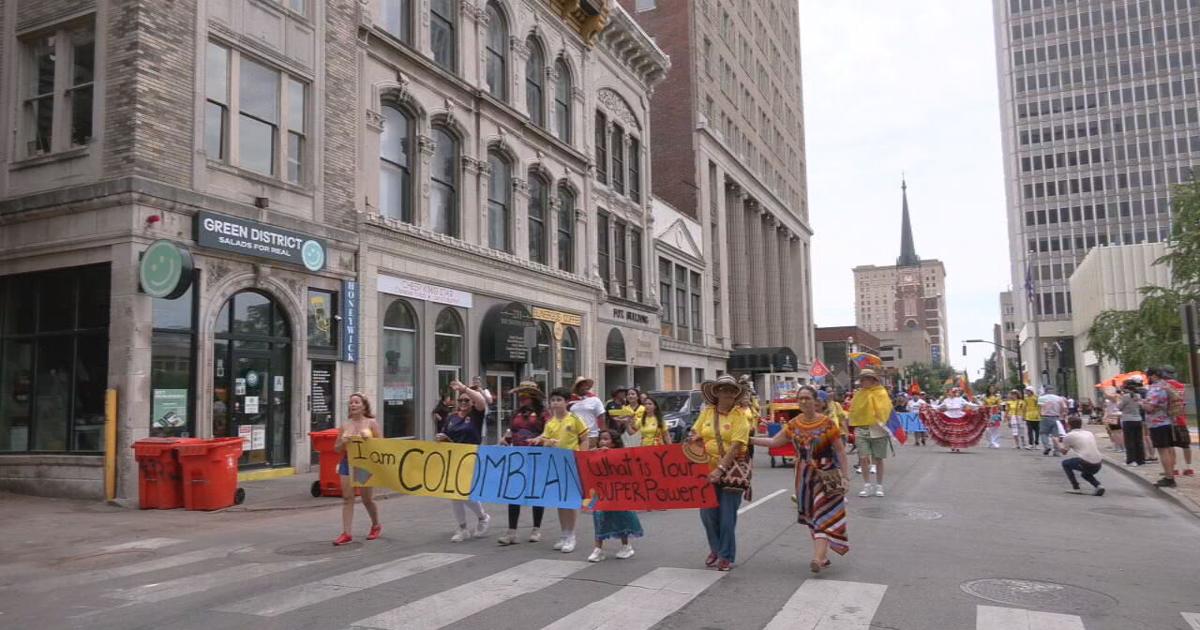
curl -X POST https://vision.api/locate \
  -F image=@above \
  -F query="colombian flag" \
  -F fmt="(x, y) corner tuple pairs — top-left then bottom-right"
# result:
(886, 411), (908, 445)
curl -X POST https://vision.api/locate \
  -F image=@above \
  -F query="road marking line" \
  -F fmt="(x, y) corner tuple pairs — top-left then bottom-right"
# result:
(1182, 612), (1200, 630)
(762, 579), (886, 630)
(19, 547), (225, 593)
(105, 558), (328, 604)
(215, 553), (471, 617)
(346, 559), (589, 630)
(98, 538), (185, 553)
(538, 567), (723, 630)
(976, 606), (1084, 630)
(738, 488), (788, 515)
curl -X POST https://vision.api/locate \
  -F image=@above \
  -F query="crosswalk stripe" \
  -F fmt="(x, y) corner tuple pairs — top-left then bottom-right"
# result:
(762, 579), (887, 630)
(98, 538), (185, 553)
(1182, 612), (1200, 630)
(19, 547), (225, 593)
(215, 553), (471, 617)
(105, 558), (328, 604)
(538, 567), (723, 630)
(976, 605), (1084, 630)
(346, 559), (590, 630)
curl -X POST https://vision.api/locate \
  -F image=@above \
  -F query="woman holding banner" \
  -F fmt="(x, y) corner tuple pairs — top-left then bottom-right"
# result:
(691, 376), (753, 572)
(752, 385), (850, 573)
(529, 387), (591, 553)
(497, 381), (549, 545)
(435, 380), (490, 543)
(332, 393), (384, 546)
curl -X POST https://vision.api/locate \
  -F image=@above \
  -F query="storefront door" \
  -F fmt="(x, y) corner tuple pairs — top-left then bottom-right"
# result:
(485, 372), (516, 440)
(309, 361), (336, 463)
(212, 291), (292, 469)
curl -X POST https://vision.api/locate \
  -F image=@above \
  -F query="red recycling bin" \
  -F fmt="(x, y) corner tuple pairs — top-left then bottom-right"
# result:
(132, 437), (200, 509)
(177, 437), (246, 510)
(310, 429), (344, 497)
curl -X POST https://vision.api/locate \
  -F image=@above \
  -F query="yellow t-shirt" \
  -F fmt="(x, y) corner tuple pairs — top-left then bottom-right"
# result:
(849, 385), (892, 427)
(985, 395), (1001, 407)
(637, 415), (666, 446)
(693, 407), (752, 468)
(1005, 399), (1024, 416)
(540, 413), (589, 451)
(1023, 395), (1041, 420)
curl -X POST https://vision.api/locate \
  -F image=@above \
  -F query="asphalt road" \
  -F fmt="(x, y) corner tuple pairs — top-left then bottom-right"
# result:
(2, 444), (1199, 630)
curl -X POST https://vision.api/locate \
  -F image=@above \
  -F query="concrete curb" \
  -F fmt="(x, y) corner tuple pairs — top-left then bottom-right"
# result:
(1097, 452), (1200, 518)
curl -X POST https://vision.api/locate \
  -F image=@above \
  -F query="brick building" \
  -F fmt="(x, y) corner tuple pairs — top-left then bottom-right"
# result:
(0, 0), (666, 499)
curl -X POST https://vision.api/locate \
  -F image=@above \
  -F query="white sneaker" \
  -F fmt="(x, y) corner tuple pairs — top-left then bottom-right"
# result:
(858, 484), (873, 497)
(450, 527), (469, 543)
(528, 528), (542, 543)
(616, 544), (635, 559)
(587, 547), (604, 562)
(473, 514), (491, 538)
(561, 536), (577, 553)
(497, 531), (518, 546)
(874, 484), (885, 497)
(869, 464), (878, 474)
(553, 537), (566, 550)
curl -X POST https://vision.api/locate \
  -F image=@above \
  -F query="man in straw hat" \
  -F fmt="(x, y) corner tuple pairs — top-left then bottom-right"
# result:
(568, 376), (607, 448)
(848, 369), (893, 498)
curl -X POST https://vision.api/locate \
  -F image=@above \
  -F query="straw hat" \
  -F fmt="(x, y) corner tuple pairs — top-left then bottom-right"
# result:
(701, 375), (749, 406)
(857, 368), (880, 382)
(511, 380), (544, 400)
(572, 376), (595, 394)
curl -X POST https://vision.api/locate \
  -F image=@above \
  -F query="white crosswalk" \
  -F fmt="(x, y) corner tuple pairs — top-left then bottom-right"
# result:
(24, 542), (1194, 629)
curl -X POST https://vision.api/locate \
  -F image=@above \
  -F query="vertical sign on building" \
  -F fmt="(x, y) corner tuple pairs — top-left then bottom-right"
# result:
(341, 279), (359, 362)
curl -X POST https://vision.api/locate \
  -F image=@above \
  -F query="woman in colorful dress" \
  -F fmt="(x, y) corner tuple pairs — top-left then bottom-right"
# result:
(752, 385), (849, 573)
(586, 428), (644, 562)
(690, 376), (753, 572)
(332, 393), (384, 546)
(629, 396), (671, 446)
(924, 388), (985, 453)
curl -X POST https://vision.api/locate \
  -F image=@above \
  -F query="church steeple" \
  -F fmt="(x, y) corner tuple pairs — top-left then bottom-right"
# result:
(896, 177), (920, 267)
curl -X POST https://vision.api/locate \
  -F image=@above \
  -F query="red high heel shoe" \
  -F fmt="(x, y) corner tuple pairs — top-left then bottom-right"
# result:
(367, 525), (383, 541)
(333, 533), (353, 546)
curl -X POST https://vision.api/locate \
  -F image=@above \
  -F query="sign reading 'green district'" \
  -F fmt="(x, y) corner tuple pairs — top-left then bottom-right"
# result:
(139, 240), (194, 299)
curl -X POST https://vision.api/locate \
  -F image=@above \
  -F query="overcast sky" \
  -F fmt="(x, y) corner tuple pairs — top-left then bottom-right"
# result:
(798, 0), (1011, 378)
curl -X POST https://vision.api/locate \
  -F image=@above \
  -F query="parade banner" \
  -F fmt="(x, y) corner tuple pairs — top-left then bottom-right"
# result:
(576, 445), (717, 511)
(469, 446), (584, 509)
(349, 438), (478, 500)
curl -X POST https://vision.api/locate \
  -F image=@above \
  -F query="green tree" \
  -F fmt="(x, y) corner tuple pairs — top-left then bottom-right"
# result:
(903, 362), (958, 398)
(1086, 180), (1200, 379)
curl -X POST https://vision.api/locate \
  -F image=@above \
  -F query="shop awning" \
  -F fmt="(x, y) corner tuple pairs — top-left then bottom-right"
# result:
(728, 347), (798, 374)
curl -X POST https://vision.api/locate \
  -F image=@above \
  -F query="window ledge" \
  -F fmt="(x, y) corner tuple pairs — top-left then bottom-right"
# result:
(207, 160), (313, 196)
(8, 145), (90, 171)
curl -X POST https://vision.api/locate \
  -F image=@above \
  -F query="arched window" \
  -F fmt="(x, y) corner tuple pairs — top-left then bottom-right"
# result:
(554, 59), (571, 143)
(525, 38), (545, 127)
(487, 150), (511, 252)
(557, 186), (575, 272)
(485, 3), (507, 101)
(434, 308), (463, 397)
(380, 105), (413, 223)
(381, 0), (411, 43)
(527, 172), (548, 265)
(532, 322), (552, 393)
(382, 300), (417, 438)
(430, 126), (458, 237)
(560, 326), (578, 388)
(430, 0), (455, 71)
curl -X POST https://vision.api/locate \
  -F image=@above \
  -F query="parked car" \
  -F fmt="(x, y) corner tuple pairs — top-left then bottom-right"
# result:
(649, 390), (703, 444)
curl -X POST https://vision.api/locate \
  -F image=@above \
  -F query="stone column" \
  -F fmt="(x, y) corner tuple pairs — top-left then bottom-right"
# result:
(417, 134), (436, 228)
(478, 159), (492, 247)
(786, 235), (801, 357)
(747, 200), (769, 348)
(764, 216), (783, 345)
(512, 177), (529, 257)
(110, 241), (152, 502)
(460, 157), (483, 244)
(725, 184), (749, 348)
(547, 192), (560, 271)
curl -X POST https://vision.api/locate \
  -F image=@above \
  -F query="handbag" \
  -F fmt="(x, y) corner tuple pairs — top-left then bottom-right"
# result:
(806, 433), (847, 496)
(711, 411), (753, 500)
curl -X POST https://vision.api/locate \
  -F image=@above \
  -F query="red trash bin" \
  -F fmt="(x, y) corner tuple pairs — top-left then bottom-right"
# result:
(310, 429), (344, 497)
(132, 437), (200, 509)
(177, 437), (245, 511)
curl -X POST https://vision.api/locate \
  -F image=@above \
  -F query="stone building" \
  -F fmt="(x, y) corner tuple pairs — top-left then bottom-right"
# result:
(622, 0), (814, 392)
(0, 0), (666, 499)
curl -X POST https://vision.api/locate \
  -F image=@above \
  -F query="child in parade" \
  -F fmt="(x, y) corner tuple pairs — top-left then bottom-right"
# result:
(332, 393), (384, 546)
(1006, 390), (1026, 448)
(586, 429), (644, 562)
(631, 396), (672, 446)
(529, 388), (591, 553)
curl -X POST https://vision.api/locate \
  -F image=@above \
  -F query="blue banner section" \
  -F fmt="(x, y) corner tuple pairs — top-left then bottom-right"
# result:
(469, 446), (584, 509)
(895, 411), (926, 433)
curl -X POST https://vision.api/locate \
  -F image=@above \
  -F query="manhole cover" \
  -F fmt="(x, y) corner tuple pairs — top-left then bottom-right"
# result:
(52, 550), (155, 569)
(960, 579), (1118, 614)
(856, 506), (944, 520)
(1089, 507), (1161, 519)
(275, 541), (363, 556)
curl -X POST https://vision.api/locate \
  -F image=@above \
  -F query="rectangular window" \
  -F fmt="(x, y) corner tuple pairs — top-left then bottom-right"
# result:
(206, 43), (229, 160)
(239, 57), (280, 176)
(611, 124), (625, 193)
(674, 265), (688, 341)
(659, 258), (673, 337)
(690, 271), (703, 344)
(614, 220), (627, 298)
(307, 289), (337, 351)
(151, 271), (198, 438)
(630, 228), (643, 301)
(382, 0), (411, 43)
(598, 212), (611, 288)
(595, 111), (608, 183)
(629, 136), (641, 203)
(21, 19), (95, 156)
(285, 78), (306, 184)
(430, 0), (455, 71)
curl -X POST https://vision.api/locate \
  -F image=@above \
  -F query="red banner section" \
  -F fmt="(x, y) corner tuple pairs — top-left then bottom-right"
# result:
(575, 445), (718, 512)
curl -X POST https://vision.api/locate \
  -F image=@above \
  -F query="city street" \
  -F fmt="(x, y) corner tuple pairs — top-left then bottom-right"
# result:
(3, 445), (1199, 630)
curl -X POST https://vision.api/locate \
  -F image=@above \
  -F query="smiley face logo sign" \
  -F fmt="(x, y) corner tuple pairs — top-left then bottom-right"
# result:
(301, 239), (326, 272)
(139, 240), (194, 299)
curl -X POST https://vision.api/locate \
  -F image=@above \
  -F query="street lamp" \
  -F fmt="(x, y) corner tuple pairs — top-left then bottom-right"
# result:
(964, 338), (1024, 390)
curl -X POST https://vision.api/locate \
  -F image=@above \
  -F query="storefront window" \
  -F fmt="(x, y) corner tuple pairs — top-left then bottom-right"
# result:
(0, 265), (110, 453)
(559, 326), (578, 388)
(151, 274), (197, 438)
(532, 322), (552, 393)
(434, 308), (462, 399)
(306, 289), (337, 353)
(382, 299), (417, 438)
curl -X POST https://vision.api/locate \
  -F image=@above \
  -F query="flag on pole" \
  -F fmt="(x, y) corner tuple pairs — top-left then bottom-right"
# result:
(810, 359), (831, 378)
(886, 411), (909, 445)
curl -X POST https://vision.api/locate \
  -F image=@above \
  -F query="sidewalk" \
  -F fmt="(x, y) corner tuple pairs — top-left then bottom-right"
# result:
(1084, 424), (1200, 517)
(215, 471), (399, 513)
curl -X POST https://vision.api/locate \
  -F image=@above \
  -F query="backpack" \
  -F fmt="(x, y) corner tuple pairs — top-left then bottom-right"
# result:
(1165, 385), (1187, 418)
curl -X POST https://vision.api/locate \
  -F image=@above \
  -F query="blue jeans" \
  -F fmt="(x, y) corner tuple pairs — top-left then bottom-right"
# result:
(700, 490), (742, 562)
(1062, 457), (1102, 489)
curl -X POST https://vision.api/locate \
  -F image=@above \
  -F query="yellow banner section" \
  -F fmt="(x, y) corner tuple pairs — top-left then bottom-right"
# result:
(348, 438), (478, 500)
